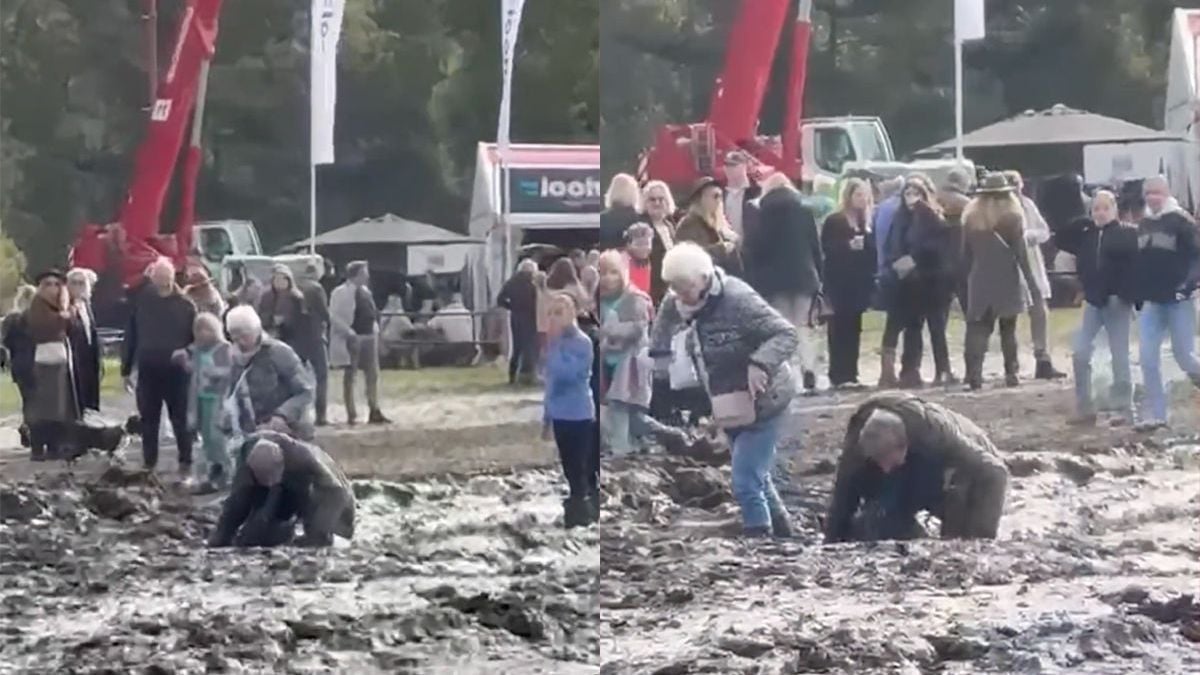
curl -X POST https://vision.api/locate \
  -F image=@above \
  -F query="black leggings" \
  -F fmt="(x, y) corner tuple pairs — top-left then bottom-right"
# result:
(552, 419), (598, 501)
(509, 325), (538, 382)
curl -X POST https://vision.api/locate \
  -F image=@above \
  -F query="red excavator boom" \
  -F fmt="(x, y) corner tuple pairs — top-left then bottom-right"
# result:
(640, 0), (812, 191)
(71, 0), (222, 297)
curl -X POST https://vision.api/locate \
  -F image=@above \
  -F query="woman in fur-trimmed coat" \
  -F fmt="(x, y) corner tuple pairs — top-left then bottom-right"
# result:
(961, 173), (1044, 390)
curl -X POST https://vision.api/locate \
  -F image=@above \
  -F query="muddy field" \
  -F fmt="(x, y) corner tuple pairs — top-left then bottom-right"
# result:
(600, 380), (1200, 674)
(0, 392), (599, 674)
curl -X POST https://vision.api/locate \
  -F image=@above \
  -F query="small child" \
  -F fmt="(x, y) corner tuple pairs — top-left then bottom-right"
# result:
(541, 292), (598, 528)
(186, 312), (252, 494)
(597, 251), (653, 456)
(624, 222), (655, 299)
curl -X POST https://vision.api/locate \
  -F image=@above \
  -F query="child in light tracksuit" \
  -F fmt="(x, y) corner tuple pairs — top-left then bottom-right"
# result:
(186, 312), (253, 494)
(541, 292), (598, 528)
(597, 250), (654, 456)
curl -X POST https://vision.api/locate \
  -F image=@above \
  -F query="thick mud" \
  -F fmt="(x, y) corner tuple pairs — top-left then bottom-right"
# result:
(600, 382), (1200, 674)
(0, 463), (598, 673)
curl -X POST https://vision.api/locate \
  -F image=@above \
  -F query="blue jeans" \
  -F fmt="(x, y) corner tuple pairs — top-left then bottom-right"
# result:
(727, 414), (785, 530)
(1072, 298), (1133, 416)
(1138, 300), (1200, 423)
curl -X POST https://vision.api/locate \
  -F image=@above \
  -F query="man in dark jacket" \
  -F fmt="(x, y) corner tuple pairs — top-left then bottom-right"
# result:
(208, 431), (355, 548)
(122, 258), (197, 476)
(297, 264), (331, 426)
(496, 259), (540, 385)
(722, 150), (762, 242)
(1131, 176), (1200, 429)
(744, 175), (823, 392)
(824, 393), (1009, 543)
(1053, 190), (1139, 424)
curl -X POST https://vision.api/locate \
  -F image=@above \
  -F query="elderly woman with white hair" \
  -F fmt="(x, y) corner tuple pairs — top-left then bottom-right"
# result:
(225, 304), (316, 441)
(650, 242), (799, 538)
(497, 257), (541, 385)
(66, 267), (102, 412)
(122, 257), (197, 475)
(825, 393), (1009, 543)
(600, 173), (643, 250)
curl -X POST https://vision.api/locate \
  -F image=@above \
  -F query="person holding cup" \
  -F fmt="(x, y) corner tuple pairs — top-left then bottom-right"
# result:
(821, 178), (877, 388)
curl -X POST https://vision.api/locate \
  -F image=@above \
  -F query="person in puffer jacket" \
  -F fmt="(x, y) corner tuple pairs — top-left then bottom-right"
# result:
(1053, 190), (1139, 425)
(651, 242), (799, 539)
(1131, 176), (1200, 430)
(824, 393), (1009, 543)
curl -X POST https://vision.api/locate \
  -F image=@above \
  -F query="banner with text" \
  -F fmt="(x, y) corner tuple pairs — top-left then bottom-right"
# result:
(496, 0), (527, 161)
(507, 167), (602, 214)
(311, 0), (346, 165)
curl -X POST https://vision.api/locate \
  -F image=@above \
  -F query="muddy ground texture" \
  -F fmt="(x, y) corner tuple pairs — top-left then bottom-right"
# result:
(601, 381), (1200, 674)
(0, 392), (597, 674)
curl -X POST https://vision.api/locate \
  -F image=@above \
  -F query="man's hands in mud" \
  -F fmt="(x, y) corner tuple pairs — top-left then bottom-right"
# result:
(748, 364), (768, 399)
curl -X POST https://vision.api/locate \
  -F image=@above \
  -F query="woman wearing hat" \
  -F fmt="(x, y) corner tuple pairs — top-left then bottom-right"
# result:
(675, 177), (743, 276)
(25, 269), (82, 460)
(961, 173), (1045, 390)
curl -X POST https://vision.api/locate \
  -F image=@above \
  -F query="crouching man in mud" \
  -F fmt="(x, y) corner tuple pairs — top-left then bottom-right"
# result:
(824, 393), (1009, 543)
(208, 431), (356, 548)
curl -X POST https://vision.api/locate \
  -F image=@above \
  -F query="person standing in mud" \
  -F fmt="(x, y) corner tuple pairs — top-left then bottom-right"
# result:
(1054, 190), (1139, 426)
(542, 292), (599, 528)
(225, 305), (315, 442)
(651, 242), (799, 539)
(25, 270), (83, 461)
(824, 393), (1010, 542)
(1005, 171), (1067, 381)
(821, 178), (877, 389)
(597, 250), (653, 456)
(1131, 175), (1200, 430)
(1, 285), (37, 451)
(65, 268), (101, 414)
(183, 312), (253, 493)
(208, 431), (355, 548)
(296, 263), (331, 427)
(961, 173), (1044, 390)
(329, 261), (389, 425)
(122, 258), (197, 477)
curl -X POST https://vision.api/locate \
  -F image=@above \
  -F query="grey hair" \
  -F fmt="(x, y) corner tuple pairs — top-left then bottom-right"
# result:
(146, 257), (175, 277)
(517, 258), (537, 273)
(605, 173), (641, 210)
(346, 260), (368, 279)
(661, 241), (715, 285)
(857, 409), (907, 459)
(1143, 175), (1169, 194)
(225, 304), (262, 338)
(762, 172), (797, 194)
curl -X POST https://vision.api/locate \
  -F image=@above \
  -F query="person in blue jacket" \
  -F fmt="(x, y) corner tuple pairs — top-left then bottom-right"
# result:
(541, 291), (598, 528)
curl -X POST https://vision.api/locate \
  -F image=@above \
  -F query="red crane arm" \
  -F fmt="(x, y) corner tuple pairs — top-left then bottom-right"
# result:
(780, 0), (813, 178)
(707, 0), (791, 146)
(118, 0), (221, 248)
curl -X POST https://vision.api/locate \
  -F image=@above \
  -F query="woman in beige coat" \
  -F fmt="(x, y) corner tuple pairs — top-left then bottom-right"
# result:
(961, 173), (1044, 390)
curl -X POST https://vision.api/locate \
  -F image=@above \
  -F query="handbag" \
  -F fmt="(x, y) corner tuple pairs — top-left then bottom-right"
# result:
(711, 390), (756, 429)
(667, 325), (700, 391)
(34, 341), (68, 365)
(808, 292), (834, 327)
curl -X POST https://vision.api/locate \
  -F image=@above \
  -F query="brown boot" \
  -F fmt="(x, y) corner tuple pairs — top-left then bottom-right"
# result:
(878, 348), (898, 389)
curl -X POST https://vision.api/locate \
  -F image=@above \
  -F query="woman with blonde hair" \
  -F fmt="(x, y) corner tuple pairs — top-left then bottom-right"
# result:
(596, 250), (654, 455)
(962, 173), (1044, 390)
(641, 179), (677, 305)
(601, 173), (642, 250)
(66, 267), (102, 412)
(879, 176), (952, 388)
(821, 178), (876, 387)
(676, 176), (742, 276)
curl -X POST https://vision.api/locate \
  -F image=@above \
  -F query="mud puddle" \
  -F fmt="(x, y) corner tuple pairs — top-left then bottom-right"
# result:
(0, 464), (598, 673)
(599, 383), (1200, 674)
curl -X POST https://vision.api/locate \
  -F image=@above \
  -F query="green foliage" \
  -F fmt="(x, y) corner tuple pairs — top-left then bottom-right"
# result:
(601, 0), (1200, 179)
(0, 231), (27, 303)
(0, 0), (598, 271)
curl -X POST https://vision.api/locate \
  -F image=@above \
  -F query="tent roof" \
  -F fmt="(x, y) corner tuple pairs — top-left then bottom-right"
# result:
(479, 142), (599, 168)
(922, 105), (1177, 152)
(287, 214), (480, 249)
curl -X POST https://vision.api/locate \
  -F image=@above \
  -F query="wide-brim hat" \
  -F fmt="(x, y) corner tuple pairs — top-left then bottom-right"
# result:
(975, 172), (1015, 194)
(688, 176), (722, 205)
(34, 268), (67, 284)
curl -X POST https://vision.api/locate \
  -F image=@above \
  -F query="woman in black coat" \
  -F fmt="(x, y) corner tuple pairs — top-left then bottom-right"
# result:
(66, 269), (102, 412)
(821, 178), (877, 387)
(600, 173), (643, 251)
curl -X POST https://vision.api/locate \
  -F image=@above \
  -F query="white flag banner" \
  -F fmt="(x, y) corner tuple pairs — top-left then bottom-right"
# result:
(955, 0), (986, 42)
(496, 0), (527, 161)
(311, 0), (347, 165)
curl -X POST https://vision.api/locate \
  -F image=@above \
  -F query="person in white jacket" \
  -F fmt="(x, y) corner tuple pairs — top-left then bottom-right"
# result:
(1006, 171), (1066, 380)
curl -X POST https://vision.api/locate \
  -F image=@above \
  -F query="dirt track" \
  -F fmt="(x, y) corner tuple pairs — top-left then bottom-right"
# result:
(0, 391), (598, 674)
(600, 380), (1200, 674)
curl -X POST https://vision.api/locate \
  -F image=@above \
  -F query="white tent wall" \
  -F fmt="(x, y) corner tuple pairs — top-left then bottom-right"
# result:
(1165, 9), (1200, 211)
